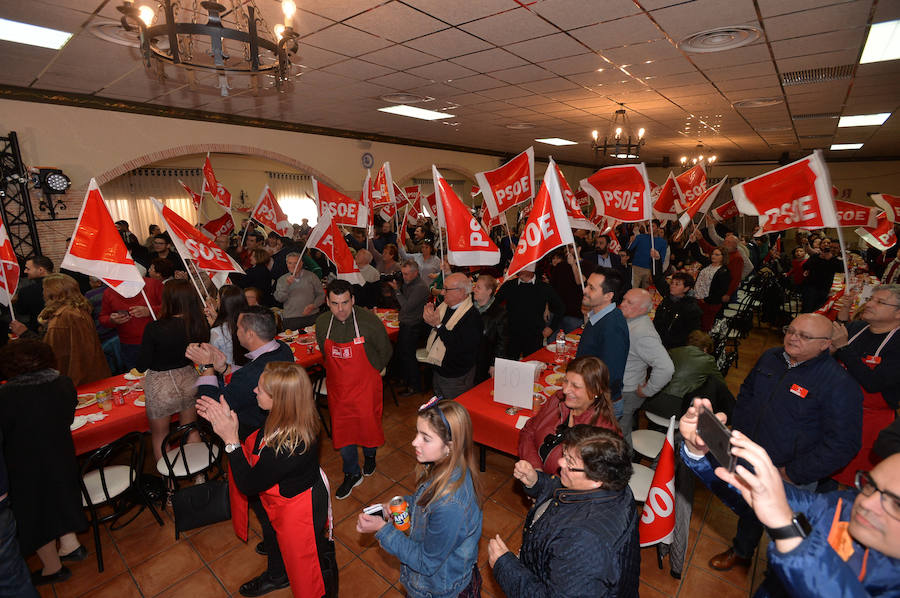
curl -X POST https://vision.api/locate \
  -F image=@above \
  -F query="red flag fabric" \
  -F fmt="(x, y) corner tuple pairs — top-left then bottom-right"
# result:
(675, 164), (707, 205)
(732, 151), (837, 236)
(0, 220), (20, 306)
(360, 171), (375, 230)
(507, 159), (575, 277)
(834, 200), (879, 228)
(555, 163), (598, 231)
(857, 211), (897, 251)
(481, 202), (502, 232)
(179, 179), (202, 212)
(314, 179), (368, 228)
(476, 147), (536, 218)
(151, 197), (244, 276)
(398, 205), (412, 247)
(580, 163), (653, 223)
(871, 193), (900, 223)
(250, 186), (292, 236)
(607, 222), (621, 254)
(202, 212), (235, 238)
(305, 209), (364, 285)
(678, 176), (727, 231)
(404, 185), (423, 213)
(372, 163), (396, 208)
(711, 200), (739, 222)
(433, 165), (500, 267)
(639, 417), (676, 547)
(202, 156), (232, 211)
(653, 172), (685, 221)
(61, 179), (145, 298)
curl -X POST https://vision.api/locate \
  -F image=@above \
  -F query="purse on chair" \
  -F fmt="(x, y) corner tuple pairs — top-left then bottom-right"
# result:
(171, 480), (231, 534)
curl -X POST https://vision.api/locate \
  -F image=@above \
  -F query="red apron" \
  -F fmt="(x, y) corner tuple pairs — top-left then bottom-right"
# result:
(323, 310), (385, 450)
(228, 430), (333, 598)
(833, 325), (898, 485)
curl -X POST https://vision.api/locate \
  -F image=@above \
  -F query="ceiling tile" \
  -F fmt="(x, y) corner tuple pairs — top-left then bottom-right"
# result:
(687, 44), (771, 70)
(763, 0), (872, 41)
(0, 1), (94, 31)
(361, 44), (437, 69)
(402, 0), (519, 25)
(477, 85), (535, 100)
(366, 71), (432, 90)
(295, 45), (348, 69)
(321, 59), (395, 80)
(573, 15), (664, 50)
(344, 3), (447, 43)
(294, 0), (385, 22)
(533, 0), (642, 30)
(302, 24), (392, 57)
(289, 10), (336, 37)
(539, 52), (608, 76)
(447, 74), (507, 92)
(651, 72), (712, 89)
(407, 61), (477, 82)
(505, 33), (588, 63)
(450, 48), (528, 72)
(776, 49), (859, 71)
(489, 64), (555, 85)
(757, 0), (853, 18)
(602, 40), (686, 65)
(628, 57), (697, 78)
(650, 0), (759, 41)
(520, 77), (581, 94)
(705, 61), (776, 82)
(460, 8), (558, 45)
(771, 29), (866, 59)
(507, 94), (556, 107)
(404, 28), (493, 59)
(716, 74), (781, 92)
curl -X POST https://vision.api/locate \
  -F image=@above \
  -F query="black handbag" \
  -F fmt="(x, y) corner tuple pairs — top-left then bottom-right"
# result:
(171, 480), (231, 535)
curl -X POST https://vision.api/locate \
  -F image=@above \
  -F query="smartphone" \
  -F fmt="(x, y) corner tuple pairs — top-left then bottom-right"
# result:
(363, 504), (385, 520)
(697, 406), (736, 472)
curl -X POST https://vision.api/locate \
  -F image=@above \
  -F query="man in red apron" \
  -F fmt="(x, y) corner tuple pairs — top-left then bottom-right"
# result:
(315, 279), (392, 499)
(832, 285), (900, 485)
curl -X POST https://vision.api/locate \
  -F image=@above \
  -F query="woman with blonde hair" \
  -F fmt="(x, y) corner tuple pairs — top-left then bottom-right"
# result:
(197, 362), (336, 598)
(38, 273), (110, 386)
(357, 398), (483, 598)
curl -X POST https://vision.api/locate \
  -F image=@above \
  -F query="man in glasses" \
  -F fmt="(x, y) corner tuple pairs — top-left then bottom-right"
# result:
(681, 398), (899, 597)
(707, 313), (862, 572)
(830, 284), (900, 487)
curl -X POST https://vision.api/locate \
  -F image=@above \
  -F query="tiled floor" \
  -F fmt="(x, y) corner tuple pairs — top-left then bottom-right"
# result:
(32, 326), (784, 597)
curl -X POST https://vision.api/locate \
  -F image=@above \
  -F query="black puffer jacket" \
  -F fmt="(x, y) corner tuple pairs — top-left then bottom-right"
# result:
(492, 473), (640, 598)
(474, 298), (509, 384)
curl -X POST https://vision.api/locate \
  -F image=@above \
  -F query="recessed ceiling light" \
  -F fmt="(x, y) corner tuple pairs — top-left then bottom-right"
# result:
(860, 19), (900, 64)
(0, 17), (72, 49)
(838, 112), (891, 127)
(536, 138), (577, 146)
(379, 93), (431, 104)
(678, 25), (761, 53)
(378, 105), (454, 121)
(505, 123), (536, 130)
(733, 98), (784, 108)
(830, 143), (864, 150)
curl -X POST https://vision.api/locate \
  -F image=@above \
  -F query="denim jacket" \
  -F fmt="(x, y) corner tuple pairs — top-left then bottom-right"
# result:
(376, 468), (482, 598)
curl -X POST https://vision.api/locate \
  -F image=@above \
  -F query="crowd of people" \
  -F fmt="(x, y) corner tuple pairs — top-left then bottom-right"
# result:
(1, 208), (899, 598)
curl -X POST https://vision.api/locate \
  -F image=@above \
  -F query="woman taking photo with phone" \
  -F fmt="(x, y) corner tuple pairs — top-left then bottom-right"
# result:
(197, 362), (336, 598)
(356, 398), (483, 598)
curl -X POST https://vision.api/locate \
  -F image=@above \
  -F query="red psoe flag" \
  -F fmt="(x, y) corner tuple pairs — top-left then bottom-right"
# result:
(506, 159), (575, 277)
(314, 179), (368, 228)
(732, 151), (837, 236)
(857, 211), (897, 251)
(476, 147), (535, 218)
(580, 163), (653, 223)
(250, 185), (292, 236)
(675, 163), (708, 205)
(151, 197), (244, 278)
(372, 163), (396, 208)
(0, 220), (20, 306)
(678, 176), (728, 232)
(871, 193), (900, 223)
(423, 192), (439, 221)
(556, 163), (598, 231)
(202, 212), (235, 238)
(305, 208), (365, 285)
(202, 156), (232, 211)
(179, 179), (203, 212)
(360, 171), (375, 230)
(834, 200), (879, 228)
(62, 179), (145, 298)
(639, 417), (676, 547)
(653, 172), (685, 221)
(711, 199), (739, 222)
(433, 165), (500, 267)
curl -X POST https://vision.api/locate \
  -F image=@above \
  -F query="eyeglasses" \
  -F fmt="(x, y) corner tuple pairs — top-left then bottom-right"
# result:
(562, 463), (586, 473)
(443, 287), (463, 292)
(868, 297), (900, 308)
(782, 326), (831, 342)
(855, 470), (900, 521)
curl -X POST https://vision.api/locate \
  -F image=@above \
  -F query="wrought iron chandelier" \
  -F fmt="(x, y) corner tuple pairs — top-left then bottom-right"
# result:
(116, 0), (300, 96)
(680, 143), (717, 167)
(591, 107), (646, 160)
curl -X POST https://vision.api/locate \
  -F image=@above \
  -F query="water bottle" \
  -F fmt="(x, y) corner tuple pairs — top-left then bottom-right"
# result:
(555, 330), (566, 363)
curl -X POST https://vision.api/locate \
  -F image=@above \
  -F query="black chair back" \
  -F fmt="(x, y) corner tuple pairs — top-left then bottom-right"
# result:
(159, 421), (225, 483)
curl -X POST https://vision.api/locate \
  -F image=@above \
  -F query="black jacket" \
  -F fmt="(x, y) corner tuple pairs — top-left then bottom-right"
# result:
(475, 299), (509, 384)
(496, 279), (565, 357)
(198, 341), (295, 439)
(433, 303), (483, 378)
(651, 267), (703, 348)
(492, 473), (639, 598)
(699, 265), (732, 305)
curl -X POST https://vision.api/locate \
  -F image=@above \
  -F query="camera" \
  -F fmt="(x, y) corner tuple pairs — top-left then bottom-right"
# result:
(381, 271), (403, 283)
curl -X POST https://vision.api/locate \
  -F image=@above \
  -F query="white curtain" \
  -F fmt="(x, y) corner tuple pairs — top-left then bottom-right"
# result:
(267, 171), (318, 226)
(101, 168), (201, 243)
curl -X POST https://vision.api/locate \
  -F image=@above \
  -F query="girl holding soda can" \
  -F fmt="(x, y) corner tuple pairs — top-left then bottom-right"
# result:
(357, 398), (483, 598)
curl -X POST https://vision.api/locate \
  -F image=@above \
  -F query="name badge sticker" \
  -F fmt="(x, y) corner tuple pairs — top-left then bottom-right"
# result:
(789, 383), (809, 398)
(353, 336), (365, 345)
(863, 354), (881, 368)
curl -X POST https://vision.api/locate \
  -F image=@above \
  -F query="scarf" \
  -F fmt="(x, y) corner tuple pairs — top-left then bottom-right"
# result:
(424, 296), (473, 367)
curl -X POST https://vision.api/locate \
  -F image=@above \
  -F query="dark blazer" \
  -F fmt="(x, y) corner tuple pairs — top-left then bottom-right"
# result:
(651, 264), (703, 349)
(475, 299), (509, 384)
(699, 265), (732, 305)
(575, 307), (629, 401)
(432, 304), (483, 378)
(580, 250), (623, 277)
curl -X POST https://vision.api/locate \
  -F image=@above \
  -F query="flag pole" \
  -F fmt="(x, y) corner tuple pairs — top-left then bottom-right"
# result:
(239, 217), (253, 250)
(570, 243), (585, 290)
(140, 289), (157, 321)
(834, 221), (851, 288)
(648, 218), (656, 274)
(184, 259), (209, 303)
(291, 244), (308, 278)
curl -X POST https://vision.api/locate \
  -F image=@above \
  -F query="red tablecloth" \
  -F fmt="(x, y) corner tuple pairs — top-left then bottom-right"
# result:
(286, 309), (400, 367)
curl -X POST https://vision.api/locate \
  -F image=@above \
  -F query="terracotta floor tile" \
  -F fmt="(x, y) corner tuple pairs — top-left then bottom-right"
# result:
(361, 545), (402, 584)
(208, 541), (268, 595)
(322, 452), (347, 485)
(640, 580), (672, 598)
(333, 511), (379, 556)
(131, 541), (204, 596)
(476, 534), (491, 569)
(376, 448), (418, 483)
(36, 584), (54, 598)
(691, 535), (752, 588)
(480, 499), (524, 541)
(331, 492), (366, 524)
(52, 546), (127, 598)
(639, 548), (681, 596)
(700, 502), (739, 544)
(335, 538), (357, 570)
(154, 567), (228, 598)
(479, 563), (505, 598)
(479, 465), (514, 497)
(380, 587), (405, 598)
(75, 522), (113, 556)
(337, 559), (390, 598)
(77, 572), (142, 598)
(677, 566), (748, 598)
(489, 478), (531, 516)
(115, 516), (180, 567)
(105, 505), (165, 540)
(188, 519), (244, 563)
(353, 472), (399, 505)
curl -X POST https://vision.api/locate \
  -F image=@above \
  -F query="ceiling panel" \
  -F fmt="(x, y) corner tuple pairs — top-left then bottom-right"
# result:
(402, 0), (518, 26)
(320, 59), (395, 81)
(650, 0), (759, 41)
(445, 74), (507, 92)
(361, 45), (437, 69)
(771, 29), (866, 59)
(572, 15), (665, 51)
(489, 64), (555, 85)
(460, 9), (558, 45)
(343, 3), (447, 43)
(293, 0), (384, 21)
(532, 0), (642, 30)
(302, 24), (393, 57)
(450, 48), (529, 73)
(505, 33), (587, 63)
(407, 61), (477, 82)
(539, 53), (608, 76)
(404, 28), (493, 59)
(763, 1), (872, 41)
(776, 48), (860, 71)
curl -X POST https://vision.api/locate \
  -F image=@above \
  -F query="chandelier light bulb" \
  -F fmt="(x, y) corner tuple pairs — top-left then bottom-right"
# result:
(680, 156), (687, 164)
(137, 5), (154, 26)
(282, 0), (296, 21)
(273, 23), (285, 40)
(692, 158), (698, 164)
(615, 127), (622, 139)
(698, 154), (704, 161)
(709, 155), (717, 163)
(592, 130), (599, 141)
(638, 127), (645, 139)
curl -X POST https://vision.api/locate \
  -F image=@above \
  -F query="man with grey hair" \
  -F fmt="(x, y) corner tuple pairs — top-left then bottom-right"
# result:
(274, 252), (324, 330)
(423, 272), (483, 399)
(829, 283), (900, 485)
(618, 288), (674, 445)
(389, 259), (430, 396)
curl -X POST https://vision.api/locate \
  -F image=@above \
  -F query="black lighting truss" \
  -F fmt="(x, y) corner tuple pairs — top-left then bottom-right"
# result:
(0, 131), (41, 259)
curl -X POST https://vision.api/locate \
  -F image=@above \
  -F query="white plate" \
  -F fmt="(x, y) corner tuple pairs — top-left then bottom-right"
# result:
(123, 373), (144, 381)
(304, 326), (316, 334)
(133, 399), (145, 407)
(70, 416), (88, 431)
(76, 395), (97, 409)
(543, 384), (562, 394)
